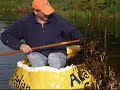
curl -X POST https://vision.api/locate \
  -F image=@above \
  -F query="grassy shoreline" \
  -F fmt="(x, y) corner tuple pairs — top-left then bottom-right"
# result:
(0, 0), (120, 20)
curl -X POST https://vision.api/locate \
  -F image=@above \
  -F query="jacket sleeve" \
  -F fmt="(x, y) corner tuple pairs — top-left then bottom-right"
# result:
(57, 14), (84, 41)
(1, 21), (24, 50)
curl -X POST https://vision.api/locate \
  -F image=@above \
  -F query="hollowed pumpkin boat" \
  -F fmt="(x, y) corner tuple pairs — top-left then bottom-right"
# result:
(9, 45), (96, 89)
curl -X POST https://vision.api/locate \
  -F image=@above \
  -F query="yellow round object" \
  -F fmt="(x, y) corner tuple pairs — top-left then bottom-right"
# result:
(10, 60), (96, 89)
(67, 45), (81, 58)
(10, 45), (96, 89)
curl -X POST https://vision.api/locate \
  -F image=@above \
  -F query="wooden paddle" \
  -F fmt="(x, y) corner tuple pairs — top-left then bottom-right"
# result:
(0, 40), (80, 56)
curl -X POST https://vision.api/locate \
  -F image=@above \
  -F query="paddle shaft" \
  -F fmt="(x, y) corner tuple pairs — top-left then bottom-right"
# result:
(0, 40), (80, 56)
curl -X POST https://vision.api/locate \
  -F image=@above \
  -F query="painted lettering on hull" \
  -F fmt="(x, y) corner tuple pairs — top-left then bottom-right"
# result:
(11, 74), (30, 90)
(70, 71), (91, 88)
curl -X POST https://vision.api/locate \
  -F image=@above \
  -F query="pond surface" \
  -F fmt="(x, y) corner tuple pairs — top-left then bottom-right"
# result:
(0, 21), (24, 89)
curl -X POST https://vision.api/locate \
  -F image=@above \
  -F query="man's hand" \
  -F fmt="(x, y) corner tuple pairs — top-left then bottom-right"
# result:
(20, 44), (33, 53)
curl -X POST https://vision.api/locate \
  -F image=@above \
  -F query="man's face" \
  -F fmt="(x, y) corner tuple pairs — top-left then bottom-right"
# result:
(34, 9), (49, 21)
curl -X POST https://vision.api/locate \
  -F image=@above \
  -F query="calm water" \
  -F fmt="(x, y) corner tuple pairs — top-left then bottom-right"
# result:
(0, 21), (24, 89)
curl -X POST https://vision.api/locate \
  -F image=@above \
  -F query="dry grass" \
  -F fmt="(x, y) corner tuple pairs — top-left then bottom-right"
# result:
(67, 40), (120, 89)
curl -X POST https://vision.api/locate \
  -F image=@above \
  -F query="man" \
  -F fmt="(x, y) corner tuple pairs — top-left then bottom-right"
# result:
(1, 0), (83, 69)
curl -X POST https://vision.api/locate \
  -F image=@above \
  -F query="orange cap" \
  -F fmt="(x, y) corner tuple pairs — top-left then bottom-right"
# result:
(32, 0), (55, 15)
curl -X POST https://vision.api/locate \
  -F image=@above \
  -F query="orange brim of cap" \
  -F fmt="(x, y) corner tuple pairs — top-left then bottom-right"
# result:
(40, 5), (55, 15)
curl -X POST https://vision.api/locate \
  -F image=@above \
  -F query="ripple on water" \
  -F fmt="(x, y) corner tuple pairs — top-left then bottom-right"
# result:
(0, 40), (25, 89)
